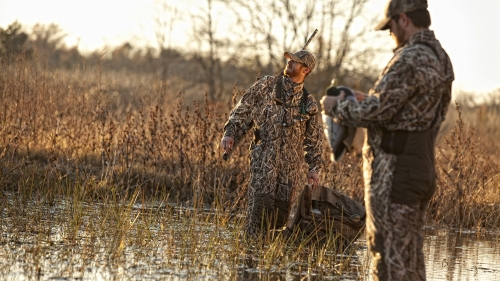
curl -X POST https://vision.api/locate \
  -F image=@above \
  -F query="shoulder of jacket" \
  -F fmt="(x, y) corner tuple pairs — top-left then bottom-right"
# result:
(255, 75), (279, 82)
(402, 43), (440, 60)
(254, 75), (281, 89)
(306, 92), (318, 103)
(303, 92), (318, 115)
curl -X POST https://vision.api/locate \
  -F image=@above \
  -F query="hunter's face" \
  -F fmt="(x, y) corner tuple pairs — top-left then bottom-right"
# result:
(284, 59), (306, 77)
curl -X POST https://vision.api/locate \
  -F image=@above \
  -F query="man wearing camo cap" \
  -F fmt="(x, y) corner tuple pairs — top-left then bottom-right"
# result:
(221, 50), (323, 237)
(321, 0), (454, 280)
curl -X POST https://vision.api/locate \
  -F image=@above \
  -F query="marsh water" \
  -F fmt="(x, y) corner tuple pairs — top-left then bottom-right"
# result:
(423, 227), (500, 281)
(1, 199), (499, 281)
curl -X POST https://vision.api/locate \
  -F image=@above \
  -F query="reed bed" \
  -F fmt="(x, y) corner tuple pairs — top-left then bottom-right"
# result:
(429, 99), (500, 229)
(1, 56), (499, 227)
(0, 56), (499, 278)
(0, 177), (368, 279)
(0, 57), (370, 279)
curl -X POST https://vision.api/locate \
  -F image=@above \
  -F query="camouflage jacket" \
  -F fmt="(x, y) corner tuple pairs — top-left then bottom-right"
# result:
(224, 75), (323, 197)
(330, 30), (454, 131)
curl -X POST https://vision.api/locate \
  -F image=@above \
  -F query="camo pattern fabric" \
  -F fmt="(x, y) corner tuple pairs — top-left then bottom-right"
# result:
(384, 203), (427, 281)
(327, 30), (454, 280)
(224, 75), (323, 235)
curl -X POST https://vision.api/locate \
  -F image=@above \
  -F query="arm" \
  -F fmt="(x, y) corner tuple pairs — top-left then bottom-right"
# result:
(222, 78), (267, 153)
(328, 61), (416, 128)
(303, 98), (323, 176)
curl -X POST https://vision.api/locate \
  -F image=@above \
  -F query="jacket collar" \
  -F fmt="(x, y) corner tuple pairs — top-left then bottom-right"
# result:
(393, 29), (436, 53)
(282, 75), (304, 95)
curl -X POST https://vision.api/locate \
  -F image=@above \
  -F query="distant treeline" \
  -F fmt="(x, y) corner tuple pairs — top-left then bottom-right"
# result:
(0, 21), (257, 99)
(1, 0), (385, 100)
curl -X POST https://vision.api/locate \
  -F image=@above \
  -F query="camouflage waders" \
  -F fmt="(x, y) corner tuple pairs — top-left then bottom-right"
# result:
(224, 75), (323, 236)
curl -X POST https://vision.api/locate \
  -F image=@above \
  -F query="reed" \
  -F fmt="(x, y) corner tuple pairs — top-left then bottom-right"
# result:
(429, 99), (500, 229)
(0, 173), (367, 279)
(1, 55), (499, 278)
(1, 56), (499, 227)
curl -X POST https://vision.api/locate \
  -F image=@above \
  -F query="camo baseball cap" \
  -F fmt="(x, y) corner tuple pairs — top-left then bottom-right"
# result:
(374, 0), (428, 31)
(284, 50), (316, 72)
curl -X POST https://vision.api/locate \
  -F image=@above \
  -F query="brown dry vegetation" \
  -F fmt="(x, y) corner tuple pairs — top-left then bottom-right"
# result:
(430, 94), (500, 229)
(0, 56), (499, 231)
(0, 57), (370, 279)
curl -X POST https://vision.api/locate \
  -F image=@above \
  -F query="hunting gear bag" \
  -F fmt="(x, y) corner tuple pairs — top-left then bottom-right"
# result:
(283, 185), (366, 246)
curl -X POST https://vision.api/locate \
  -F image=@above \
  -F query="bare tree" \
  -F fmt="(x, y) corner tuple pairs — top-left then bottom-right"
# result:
(150, 0), (180, 82)
(190, 0), (226, 100)
(25, 23), (85, 69)
(223, 0), (384, 93)
(0, 21), (29, 59)
(28, 23), (66, 59)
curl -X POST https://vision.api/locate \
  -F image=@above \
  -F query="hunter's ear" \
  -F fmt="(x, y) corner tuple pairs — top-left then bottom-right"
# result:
(400, 13), (410, 27)
(303, 67), (311, 74)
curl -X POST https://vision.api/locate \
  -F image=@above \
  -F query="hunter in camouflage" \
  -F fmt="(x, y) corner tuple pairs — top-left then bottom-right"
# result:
(221, 50), (323, 237)
(321, 0), (454, 280)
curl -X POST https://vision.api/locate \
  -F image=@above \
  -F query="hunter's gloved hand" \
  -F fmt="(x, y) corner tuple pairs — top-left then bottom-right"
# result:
(221, 136), (234, 153)
(308, 171), (320, 187)
(353, 90), (367, 101)
(320, 92), (345, 116)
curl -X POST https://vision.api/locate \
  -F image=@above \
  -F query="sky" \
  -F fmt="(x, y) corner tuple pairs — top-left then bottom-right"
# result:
(1, 0), (499, 95)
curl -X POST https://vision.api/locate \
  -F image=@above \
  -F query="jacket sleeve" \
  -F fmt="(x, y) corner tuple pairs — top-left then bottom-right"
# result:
(303, 97), (323, 173)
(328, 60), (416, 128)
(223, 78), (266, 141)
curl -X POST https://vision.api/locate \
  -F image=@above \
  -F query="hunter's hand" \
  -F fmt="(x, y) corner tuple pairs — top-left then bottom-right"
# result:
(353, 90), (367, 101)
(308, 171), (320, 187)
(221, 136), (234, 153)
(320, 93), (345, 115)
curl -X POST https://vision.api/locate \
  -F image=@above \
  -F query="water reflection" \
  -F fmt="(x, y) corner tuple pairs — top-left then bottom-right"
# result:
(1, 198), (499, 280)
(423, 227), (500, 281)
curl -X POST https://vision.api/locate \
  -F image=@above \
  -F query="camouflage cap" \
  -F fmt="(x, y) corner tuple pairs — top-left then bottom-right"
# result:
(284, 50), (316, 72)
(374, 0), (428, 31)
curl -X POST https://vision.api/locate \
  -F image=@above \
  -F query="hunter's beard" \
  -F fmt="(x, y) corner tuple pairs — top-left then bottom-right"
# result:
(283, 64), (301, 77)
(390, 21), (407, 47)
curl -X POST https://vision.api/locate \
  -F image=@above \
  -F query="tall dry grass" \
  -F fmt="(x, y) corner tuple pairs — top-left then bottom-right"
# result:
(2, 55), (499, 280)
(0, 56), (499, 231)
(0, 56), (248, 208)
(429, 97), (500, 229)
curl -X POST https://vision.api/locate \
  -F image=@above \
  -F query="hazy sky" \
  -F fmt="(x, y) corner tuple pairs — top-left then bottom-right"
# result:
(1, 0), (499, 95)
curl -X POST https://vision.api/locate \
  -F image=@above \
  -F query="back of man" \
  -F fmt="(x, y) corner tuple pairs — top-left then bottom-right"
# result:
(321, 0), (454, 280)
(366, 30), (454, 280)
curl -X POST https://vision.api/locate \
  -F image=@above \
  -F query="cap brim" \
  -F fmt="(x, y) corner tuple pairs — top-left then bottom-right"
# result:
(284, 52), (305, 63)
(374, 17), (391, 31)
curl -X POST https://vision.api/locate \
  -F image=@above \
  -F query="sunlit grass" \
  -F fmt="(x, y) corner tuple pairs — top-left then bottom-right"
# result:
(0, 56), (499, 279)
(0, 175), (368, 279)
